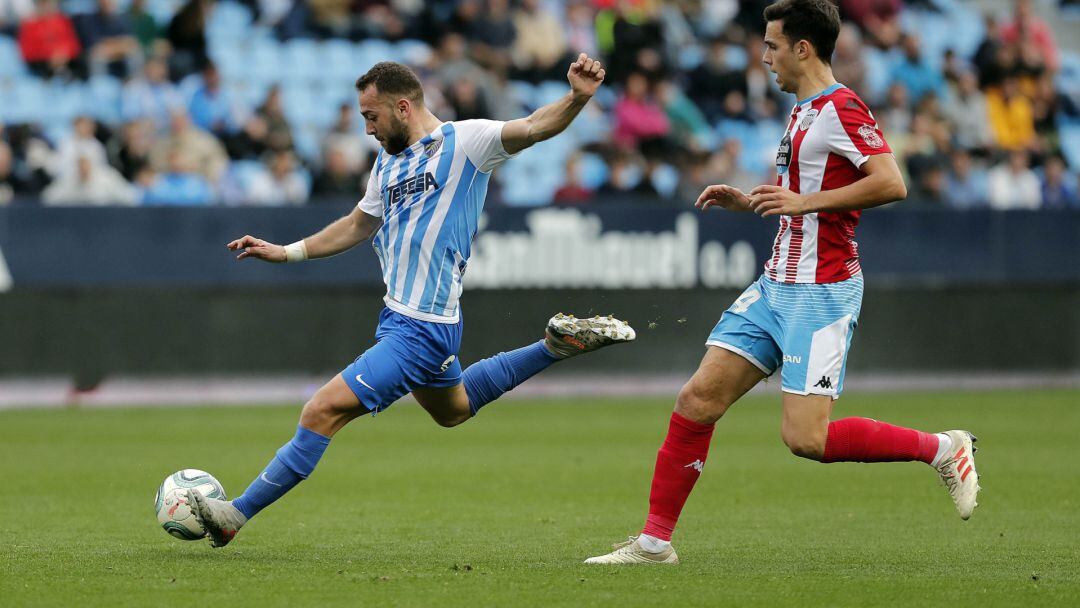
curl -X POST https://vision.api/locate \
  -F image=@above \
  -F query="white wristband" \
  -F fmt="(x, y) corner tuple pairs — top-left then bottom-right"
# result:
(284, 240), (308, 263)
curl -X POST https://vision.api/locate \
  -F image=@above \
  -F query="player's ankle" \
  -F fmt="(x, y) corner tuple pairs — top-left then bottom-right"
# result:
(638, 534), (671, 553)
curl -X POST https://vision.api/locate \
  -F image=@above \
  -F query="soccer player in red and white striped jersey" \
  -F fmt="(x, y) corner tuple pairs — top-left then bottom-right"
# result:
(586, 0), (981, 565)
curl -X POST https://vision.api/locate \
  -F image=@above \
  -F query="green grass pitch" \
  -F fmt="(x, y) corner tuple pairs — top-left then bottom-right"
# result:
(1, 390), (1077, 607)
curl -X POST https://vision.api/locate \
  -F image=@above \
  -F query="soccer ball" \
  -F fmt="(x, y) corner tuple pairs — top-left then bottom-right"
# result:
(154, 469), (227, 540)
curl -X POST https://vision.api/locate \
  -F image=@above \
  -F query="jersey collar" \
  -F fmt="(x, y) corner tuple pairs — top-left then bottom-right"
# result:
(797, 83), (844, 106)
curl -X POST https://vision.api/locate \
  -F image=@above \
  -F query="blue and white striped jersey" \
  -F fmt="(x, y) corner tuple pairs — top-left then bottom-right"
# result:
(358, 120), (514, 323)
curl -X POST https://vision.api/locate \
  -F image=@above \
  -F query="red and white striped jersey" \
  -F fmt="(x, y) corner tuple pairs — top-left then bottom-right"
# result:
(763, 84), (891, 284)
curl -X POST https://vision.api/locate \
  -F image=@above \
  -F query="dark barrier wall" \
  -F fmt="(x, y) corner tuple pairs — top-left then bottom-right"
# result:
(1, 206), (1079, 289)
(1, 286), (1077, 381)
(1, 206), (1078, 378)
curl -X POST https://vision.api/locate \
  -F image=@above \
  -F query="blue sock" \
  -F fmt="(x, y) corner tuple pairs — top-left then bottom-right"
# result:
(463, 340), (559, 415)
(231, 425), (330, 519)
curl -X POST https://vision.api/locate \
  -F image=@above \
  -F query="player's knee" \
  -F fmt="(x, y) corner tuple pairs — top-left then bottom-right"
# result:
(300, 391), (352, 430)
(674, 380), (727, 425)
(781, 427), (826, 461)
(432, 410), (471, 428)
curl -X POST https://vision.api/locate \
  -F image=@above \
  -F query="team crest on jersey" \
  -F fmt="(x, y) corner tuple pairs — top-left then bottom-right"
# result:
(857, 124), (884, 148)
(799, 109), (818, 131)
(423, 139), (442, 158)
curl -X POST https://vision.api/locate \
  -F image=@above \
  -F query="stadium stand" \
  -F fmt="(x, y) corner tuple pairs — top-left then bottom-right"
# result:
(0, 0), (1077, 208)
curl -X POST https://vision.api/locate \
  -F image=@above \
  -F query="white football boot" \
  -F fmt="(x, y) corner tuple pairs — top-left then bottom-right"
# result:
(186, 489), (248, 548)
(935, 430), (981, 520)
(543, 313), (636, 359)
(584, 536), (679, 565)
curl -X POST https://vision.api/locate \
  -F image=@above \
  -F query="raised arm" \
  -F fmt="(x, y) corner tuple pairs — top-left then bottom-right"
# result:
(227, 206), (382, 263)
(500, 53), (606, 155)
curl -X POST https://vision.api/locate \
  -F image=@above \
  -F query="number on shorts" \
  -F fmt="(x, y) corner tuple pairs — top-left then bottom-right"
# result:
(731, 288), (761, 314)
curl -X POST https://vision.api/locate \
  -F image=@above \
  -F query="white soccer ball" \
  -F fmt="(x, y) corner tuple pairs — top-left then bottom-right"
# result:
(154, 469), (227, 541)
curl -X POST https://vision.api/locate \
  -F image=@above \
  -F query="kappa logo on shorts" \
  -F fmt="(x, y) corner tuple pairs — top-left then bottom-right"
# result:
(814, 376), (834, 390)
(684, 459), (705, 472)
(439, 355), (456, 373)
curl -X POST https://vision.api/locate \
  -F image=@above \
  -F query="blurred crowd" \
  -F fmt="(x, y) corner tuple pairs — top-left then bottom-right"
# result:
(0, 0), (1079, 209)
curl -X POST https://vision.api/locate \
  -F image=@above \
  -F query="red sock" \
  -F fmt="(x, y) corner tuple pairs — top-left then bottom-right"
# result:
(822, 417), (938, 464)
(641, 412), (714, 541)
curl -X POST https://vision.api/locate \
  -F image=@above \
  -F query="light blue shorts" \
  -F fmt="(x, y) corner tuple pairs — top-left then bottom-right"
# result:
(706, 274), (863, 398)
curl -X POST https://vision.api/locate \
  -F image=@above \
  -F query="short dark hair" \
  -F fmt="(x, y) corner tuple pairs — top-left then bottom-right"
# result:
(355, 62), (424, 104)
(763, 0), (841, 64)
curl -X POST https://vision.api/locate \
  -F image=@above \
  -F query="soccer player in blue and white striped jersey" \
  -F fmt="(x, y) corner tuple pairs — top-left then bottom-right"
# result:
(186, 55), (635, 548)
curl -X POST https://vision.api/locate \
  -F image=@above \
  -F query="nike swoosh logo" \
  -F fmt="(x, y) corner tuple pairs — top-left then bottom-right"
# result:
(260, 472), (282, 487)
(355, 374), (376, 391)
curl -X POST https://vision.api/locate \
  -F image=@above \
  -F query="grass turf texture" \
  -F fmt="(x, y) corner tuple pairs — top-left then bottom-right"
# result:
(1, 390), (1077, 607)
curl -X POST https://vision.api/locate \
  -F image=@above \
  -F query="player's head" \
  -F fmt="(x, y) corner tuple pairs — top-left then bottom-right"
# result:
(355, 62), (426, 155)
(761, 0), (841, 93)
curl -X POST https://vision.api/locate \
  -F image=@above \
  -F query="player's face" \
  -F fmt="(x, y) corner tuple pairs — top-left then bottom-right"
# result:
(359, 86), (410, 155)
(762, 20), (799, 94)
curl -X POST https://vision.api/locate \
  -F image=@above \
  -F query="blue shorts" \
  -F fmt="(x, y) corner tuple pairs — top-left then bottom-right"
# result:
(341, 308), (463, 413)
(706, 274), (863, 398)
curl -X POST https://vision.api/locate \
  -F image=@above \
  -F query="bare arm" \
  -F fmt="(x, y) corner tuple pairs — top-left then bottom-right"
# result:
(226, 206), (382, 263)
(747, 154), (907, 217)
(500, 53), (605, 155)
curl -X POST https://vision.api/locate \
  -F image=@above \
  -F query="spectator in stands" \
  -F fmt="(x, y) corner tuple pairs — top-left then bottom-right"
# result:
(52, 116), (108, 178)
(167, 0), (210, 80)
(470, 0), (516, 73)
(831, 23), (867, 96)
(185, 62), (245, 139)
(881, 83), (912, 136)
(944, 149), (988, 210)
(43, 155), (137, 205)
(245, 149), (307, 206)
(613, 71), (670, 151)
(321, 103), (372, 174)
(942, 71), (992, 152)
(708, 138), (759, 194)
(1040, 155), (1077, 209)
(600, 2), (663, 84)
(909, 157), (949, 207)
(121, 56), (184, 133)
(657, 79), (711, 153)
(511, 0), (570, 83)
(598, 151), (656, 197)
(307, 0), (351, 39)
(0, 140), (23, 204)
(18, 0), (83, 79)
(127, 0), (163, 56)
(552, 153), (593, 206)
(138, 149), (213, 205)
(1000, 0), (1059, 73)
(74, 0), (140, 79)
(434, 32), (498, 117)
(311, 146), (362, 199)
(564, 0), (598, 59)
(687, 38), (746, 122)
(988, 150), (1042, 209)
(149, 111), (228, 184)
(840, 0), (901, 49)
(107, 119), (153, 181)
(447, 78), (490, 121)
(254, 85), (294, 152)
(890, 34), (945, 104)
(0, 0), (33, 36)
(987, 75), (1038, 152)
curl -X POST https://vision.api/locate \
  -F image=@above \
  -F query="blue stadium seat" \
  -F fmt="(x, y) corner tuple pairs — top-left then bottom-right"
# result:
(650, 163), (679, 198)
(86, 75), (123, 123)
(576, 152), (608, 190)
(1060, 124), (1080, 171)
(0, 36), (27, 78)
(395, 40), (433, 68)
(723, 45), (748, 71)
(282, 39), (321, 83)
(535, 80), (569, 108)
(354, 40), (395, 74)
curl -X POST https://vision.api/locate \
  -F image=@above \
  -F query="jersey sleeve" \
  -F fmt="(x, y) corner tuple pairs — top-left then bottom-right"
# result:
(356, 164), (383, 217)
(455, 119), (517, 173)
(826, 94), (892, 168)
